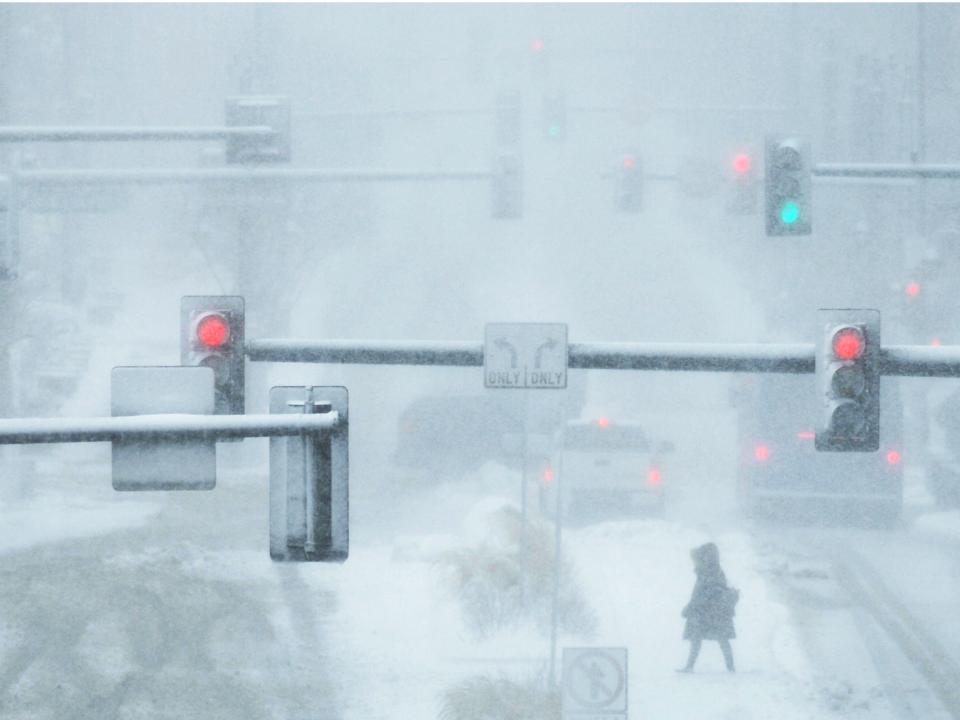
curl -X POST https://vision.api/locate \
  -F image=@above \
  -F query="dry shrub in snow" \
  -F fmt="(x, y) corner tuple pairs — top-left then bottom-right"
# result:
(440, 506), (597, 639)
(439, 674), (560, 720)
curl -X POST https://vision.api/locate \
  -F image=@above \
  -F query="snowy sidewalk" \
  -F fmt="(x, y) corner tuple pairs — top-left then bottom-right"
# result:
(303, 493), (829, 720)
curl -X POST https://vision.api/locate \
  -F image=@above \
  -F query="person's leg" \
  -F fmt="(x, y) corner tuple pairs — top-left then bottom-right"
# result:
(681, 638), (702, 671)
(718, 639), (735, 672)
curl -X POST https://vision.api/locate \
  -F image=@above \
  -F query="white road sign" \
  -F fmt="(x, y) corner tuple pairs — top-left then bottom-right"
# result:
(484, 322), (567, 389)
(562, 647), (628, 720)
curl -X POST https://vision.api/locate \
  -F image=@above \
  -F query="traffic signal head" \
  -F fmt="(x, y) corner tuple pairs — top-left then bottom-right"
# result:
(765, 136), (811, 236)
(816, 309), (880, 452)
(727, 150), (759, 215)
(495, 92), (523, 149)
(616, 152), (643, 213)
(491, 151), (523, 219)
(541, 91), (567, 141)
(225, 95), (291, 164)
(0, 176), (17, 281)
(181, 296), (245, 414)
(269, 386), (349, 562)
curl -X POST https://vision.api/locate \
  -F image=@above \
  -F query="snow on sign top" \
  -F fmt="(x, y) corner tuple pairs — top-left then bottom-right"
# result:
(562, 647), (628, 719)
(483, 322), (568, 389)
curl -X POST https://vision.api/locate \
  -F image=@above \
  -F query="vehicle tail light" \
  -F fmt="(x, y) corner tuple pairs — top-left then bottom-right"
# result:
(754, 445), (771, 462)
(886, 450), (902, 466)
(647, 468), (662, 487)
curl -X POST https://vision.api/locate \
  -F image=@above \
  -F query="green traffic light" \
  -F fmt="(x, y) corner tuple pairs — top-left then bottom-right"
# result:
(780, 201), (800, 225)
(547, 124), (562, 138)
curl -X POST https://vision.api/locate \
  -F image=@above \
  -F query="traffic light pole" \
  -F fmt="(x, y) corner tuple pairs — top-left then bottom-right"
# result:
(244, 337), (960, 378)
(13, 167), (491, 186)
(814, 163), (960, 180)
(0, 126), (274, 143)
(0, 411), (339, 444)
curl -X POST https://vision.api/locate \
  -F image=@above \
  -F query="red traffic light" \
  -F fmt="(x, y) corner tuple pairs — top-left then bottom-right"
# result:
(832, 327), (865, 361)
(754, 444), (771, 462)
(197, 313), (230, 349)
(905, 281), (921, 298)
(732, 153), (752, 175)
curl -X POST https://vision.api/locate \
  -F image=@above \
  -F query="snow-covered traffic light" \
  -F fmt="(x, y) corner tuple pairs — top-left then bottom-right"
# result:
(496, 92), (523, 149)
(765, 136), (811, 235)
(225, 95), (291, 164)
(727, 151), (758, 215)
(616, 152), (643, 213)
(816, 309), (880, 452)
(181, 296), (245, 415)
(270, 386), (349, 562)
(492, 151), (522, 219)
(541, 91), (567, 141)
(0, 176), (16, 280)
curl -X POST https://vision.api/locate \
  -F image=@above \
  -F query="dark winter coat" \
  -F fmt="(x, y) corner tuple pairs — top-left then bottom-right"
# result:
(682, 543), (736, 641)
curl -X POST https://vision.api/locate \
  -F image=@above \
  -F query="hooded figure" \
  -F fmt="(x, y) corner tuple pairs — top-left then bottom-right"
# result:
(679, 542), (736, 672)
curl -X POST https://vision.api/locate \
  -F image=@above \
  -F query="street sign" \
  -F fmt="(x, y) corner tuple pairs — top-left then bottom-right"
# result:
(484, 323), (567, 389)
(111, 366), (216, 491)
(562, 647), (628, 720)
(269, 386), (349, 562)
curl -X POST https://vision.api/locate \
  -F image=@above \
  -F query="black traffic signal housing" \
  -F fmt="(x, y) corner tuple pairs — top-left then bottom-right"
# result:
(616, 152), (643, 213)
(765, 136), (811, 236)
(181, 296), (245, 415)
(541, 91), (567, 141)
(816, 309), (880, 452)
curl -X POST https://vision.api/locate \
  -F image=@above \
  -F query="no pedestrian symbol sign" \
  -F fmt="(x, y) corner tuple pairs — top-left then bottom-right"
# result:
(562, 647), (628, 720)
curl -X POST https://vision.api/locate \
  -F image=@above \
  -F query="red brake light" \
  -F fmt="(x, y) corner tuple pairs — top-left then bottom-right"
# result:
(542, 466), (555, 484)
(647, 468), (662, 487)
(597, 417), (611, 429)
(622, 157), (637, 170)
(906, 282), (921, 298)
(754, 445), (771, 462)
(886, 450), (902, 466)
(932, 338), (943, 347)
(832, 327), (865, 361)
(797, 431), (815, 441)
(197, 314), (230, 349)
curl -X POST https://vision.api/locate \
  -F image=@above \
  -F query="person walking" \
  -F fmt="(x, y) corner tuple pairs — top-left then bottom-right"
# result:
(677, 542), (737, 673)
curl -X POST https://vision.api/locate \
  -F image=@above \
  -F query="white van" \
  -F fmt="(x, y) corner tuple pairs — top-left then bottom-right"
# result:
(540, 418), (671, 521)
